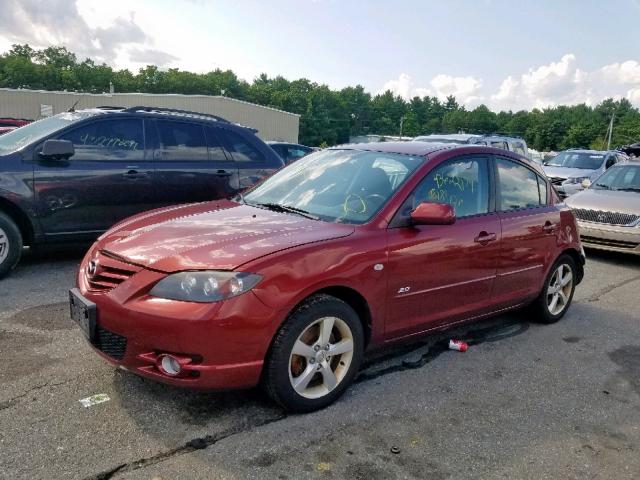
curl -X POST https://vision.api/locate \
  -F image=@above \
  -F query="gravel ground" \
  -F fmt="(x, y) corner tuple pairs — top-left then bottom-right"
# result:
(1, 247), (639, 480)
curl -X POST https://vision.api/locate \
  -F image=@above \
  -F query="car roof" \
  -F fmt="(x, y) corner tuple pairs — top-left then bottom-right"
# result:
(267, 141), (308, 147)
(330, 141), (456, 156)
(72, 106), (256, 132)
(329, 141), (544, 173)
(565, 149), (608, 154)
(413, 133), (480, 142)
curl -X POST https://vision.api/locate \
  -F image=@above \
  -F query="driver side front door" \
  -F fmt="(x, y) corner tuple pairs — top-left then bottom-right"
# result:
(384, 155), (501, 339)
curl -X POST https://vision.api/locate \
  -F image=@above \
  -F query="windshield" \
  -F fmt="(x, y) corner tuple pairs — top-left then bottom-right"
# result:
(243, 149), (424, 224)
(546, 151), (604, 170)
(592, 165), (640, 191)
(0, 112), (97, 153)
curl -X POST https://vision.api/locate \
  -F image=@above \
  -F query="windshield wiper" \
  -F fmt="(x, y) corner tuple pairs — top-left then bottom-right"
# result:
(616, 187), (640, 192)
(594, 183), (611, 190)
(254, 202), (319, 220)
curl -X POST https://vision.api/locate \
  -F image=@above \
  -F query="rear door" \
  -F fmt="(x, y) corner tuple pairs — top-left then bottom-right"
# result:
(385, 155), (501, 338)
(492, 155), (559, 307)
(33, 117), (154, 239)
(152, 120), (240, 206)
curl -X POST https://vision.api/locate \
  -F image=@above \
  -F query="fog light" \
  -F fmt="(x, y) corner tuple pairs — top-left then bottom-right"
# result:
(158, 354), (182, 376)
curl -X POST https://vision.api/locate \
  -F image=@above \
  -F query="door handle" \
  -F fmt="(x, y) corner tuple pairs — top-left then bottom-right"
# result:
(474, 231), (497, 245)
(542, 221), (556, 233)
(122, 169), (148, 179)
(215, 170), (233, 177)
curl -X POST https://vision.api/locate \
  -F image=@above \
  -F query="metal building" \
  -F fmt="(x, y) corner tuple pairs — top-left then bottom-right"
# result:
(0, 88), (300, 142)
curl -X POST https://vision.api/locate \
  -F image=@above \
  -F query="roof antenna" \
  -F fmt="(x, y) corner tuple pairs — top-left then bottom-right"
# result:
(68, 100), (80, 112)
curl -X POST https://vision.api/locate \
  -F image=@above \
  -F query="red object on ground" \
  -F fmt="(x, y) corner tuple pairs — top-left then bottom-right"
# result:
(448, 339), (469, 352)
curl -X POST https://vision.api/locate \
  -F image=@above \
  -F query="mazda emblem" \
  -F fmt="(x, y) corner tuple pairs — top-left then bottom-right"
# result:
(87, 260), (98, 278)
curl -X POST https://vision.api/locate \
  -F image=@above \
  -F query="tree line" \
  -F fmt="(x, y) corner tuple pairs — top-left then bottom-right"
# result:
(2, 44), (639, 150)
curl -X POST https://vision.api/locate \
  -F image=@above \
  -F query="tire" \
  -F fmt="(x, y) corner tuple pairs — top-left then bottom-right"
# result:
(529, 254), (577, 324)
(263, 294), (364, 412)
(0, 212), (23, 279)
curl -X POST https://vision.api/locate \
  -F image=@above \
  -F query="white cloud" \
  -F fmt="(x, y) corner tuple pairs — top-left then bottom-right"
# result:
(0, 0), (176, 67)
(490, 54), (640, 110)
(381, 55), (640, 111)
(430, 74), (483, 106)
(378, 73), (483, 106)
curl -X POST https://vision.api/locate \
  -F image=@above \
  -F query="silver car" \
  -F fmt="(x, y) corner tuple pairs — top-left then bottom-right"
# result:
(543, 149), (627, 198)
(565, 163), (640, 255)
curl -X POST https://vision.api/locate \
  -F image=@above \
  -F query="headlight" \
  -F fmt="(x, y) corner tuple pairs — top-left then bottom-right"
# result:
(564, 176), (589, 185)
(149, 271), (262, 303)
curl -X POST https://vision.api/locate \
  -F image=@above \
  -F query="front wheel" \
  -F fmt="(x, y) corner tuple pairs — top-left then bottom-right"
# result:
(0, 212), (23, 279)
(263, 294), (364, 412)
(530, 254), (577, 324)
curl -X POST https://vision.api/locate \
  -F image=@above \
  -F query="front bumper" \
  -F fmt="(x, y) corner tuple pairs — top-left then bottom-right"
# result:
(76, 266), (284, 390)
(577, 221), (640, 255)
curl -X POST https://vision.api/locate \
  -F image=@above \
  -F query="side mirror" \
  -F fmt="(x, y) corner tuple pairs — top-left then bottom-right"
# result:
(581, 179), (591, 189)
(410, 202), (456, 225)
(39, 139), (75, 160)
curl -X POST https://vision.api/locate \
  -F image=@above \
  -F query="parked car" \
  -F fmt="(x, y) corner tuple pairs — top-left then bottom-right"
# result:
(565, 162), (640, 254)
(0, 106), (284, 278)
(267, 141), (316, 164)
(543, 149), (627, 198)
(0, 118), (31, 136)
(70, 142), (584, 412)
(413, 133), (529, 157)
(0, 118), (31, 128)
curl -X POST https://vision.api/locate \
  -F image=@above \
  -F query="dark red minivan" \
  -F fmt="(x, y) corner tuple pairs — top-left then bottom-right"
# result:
(71, 143), (585, 412)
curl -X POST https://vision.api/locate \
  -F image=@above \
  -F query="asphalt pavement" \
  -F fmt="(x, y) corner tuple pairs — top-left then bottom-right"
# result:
(1, 247), (639, 479)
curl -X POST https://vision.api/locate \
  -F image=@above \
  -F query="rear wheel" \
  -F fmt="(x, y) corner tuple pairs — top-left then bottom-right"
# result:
(0, 212), (22, 279)
(263, 294), (364, 412)
(530, 254), (577, 324)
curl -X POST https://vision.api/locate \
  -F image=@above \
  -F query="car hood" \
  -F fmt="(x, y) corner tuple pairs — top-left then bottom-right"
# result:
(97, 201), (355, 272)
(543, 166), (597, 180)
(565, 188), (640, 215)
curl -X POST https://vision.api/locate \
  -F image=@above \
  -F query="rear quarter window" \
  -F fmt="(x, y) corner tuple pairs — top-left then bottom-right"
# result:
(223, 130), (266, 163)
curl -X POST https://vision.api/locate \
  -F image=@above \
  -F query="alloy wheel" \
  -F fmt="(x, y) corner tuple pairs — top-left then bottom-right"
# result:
(546, 264), (573, 316)
(288, 316), (354, 399)
(0, 227), (9, 264)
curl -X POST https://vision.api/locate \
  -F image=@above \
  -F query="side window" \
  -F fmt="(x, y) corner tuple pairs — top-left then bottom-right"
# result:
(605, 155), (616, 169)
(223, 130), (265, 162)
(204, 127), (230, 161)
(491, 141), (508, 150)
(537, 175), (548, 205)
(58, 119), (144, 161)
(496, 158), (542, 210)
(156, 121), (208, 161)
(394, 156), (490, 223)
(513, 143), (526, 156)
(286, 147), (309, 162)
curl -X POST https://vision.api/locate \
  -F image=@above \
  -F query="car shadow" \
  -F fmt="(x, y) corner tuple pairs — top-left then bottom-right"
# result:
(110, 313), (532, 449)
(583, 247), (640, 267)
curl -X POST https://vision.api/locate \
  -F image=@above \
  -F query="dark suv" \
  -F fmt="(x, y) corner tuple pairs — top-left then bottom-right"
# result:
(0, 106), (284, 277)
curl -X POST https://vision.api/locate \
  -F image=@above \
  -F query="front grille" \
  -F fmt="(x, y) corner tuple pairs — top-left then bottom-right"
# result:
(549, 176), (565, 186)
(92, 325), (127, 360)
(86, 251), (141, 292)
(573, 208), (640, 226)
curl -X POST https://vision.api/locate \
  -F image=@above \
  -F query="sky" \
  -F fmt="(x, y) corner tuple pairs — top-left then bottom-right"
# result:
(1, 0), (640, 111)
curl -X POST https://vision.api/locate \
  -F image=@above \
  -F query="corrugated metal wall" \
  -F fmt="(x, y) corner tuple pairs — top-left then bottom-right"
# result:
(0, 88), (299, 142)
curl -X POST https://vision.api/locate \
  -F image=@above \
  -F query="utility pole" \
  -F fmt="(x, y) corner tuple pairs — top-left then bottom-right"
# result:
(606, 112), (615, 150)
(399, 115), (406, 138)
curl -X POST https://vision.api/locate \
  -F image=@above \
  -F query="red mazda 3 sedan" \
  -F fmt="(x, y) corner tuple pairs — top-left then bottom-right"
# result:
(71, 143), (585, 412)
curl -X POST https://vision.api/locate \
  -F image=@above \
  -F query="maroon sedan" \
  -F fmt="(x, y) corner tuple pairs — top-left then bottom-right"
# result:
(71, 142), (585, 412)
